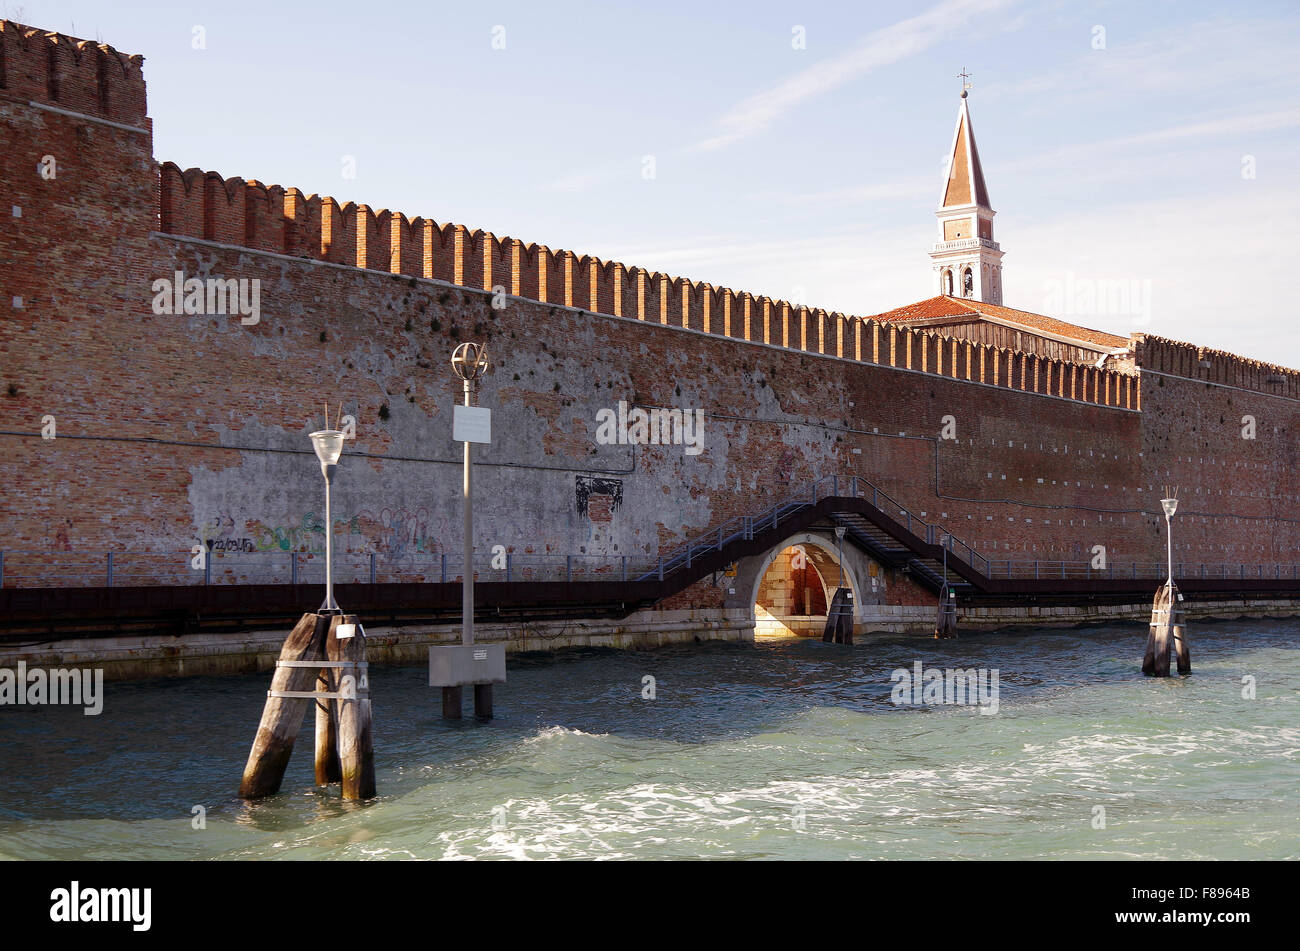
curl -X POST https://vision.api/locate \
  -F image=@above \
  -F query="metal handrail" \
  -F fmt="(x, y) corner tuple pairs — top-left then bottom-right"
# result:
(641, 470), (992, 582)
(984, 559), (1300, 581)
(0, 549), (662, 589)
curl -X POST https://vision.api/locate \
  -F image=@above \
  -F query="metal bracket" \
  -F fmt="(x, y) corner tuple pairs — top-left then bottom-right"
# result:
(268, 688), (370, 700)
(274, 660), (368, 669)
(269, 661), (369, 699)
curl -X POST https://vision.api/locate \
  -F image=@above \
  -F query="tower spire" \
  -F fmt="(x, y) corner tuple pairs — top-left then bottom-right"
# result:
(930, 87), (1003, 303)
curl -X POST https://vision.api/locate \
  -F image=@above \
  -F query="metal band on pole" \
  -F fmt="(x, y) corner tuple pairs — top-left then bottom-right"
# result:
(275, 660), (368, 669)
(268, 688), (370, 700)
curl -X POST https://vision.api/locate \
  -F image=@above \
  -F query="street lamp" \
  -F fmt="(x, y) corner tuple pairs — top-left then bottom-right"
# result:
(1161, 492), (1178, 588)
(940, 529), (949, 591)
(309, 422), (345, 615)
(834, 525), (846, 589)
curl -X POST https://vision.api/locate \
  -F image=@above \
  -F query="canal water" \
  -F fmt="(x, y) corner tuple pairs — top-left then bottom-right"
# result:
(1, 619), (1297, 860)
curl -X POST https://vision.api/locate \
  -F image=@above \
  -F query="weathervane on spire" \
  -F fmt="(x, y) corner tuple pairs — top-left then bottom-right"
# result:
(958, 67), (972, 98)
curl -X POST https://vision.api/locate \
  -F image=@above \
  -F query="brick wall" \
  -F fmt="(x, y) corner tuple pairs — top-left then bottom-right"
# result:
(4, 20), (1299, 594)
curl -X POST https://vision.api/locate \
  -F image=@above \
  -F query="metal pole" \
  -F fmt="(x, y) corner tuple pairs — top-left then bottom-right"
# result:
(1165, 513), (1173, 587)
(462, 378), (473, 647)
(323, 464), (338, 611)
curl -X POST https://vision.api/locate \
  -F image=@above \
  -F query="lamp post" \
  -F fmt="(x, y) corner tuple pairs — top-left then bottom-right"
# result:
(1161, 495), (1178, 588)
(1143, 491), (1190, 676)
(941, 530), (948, 590)
(936, 530), (957, 639)
(834, 525), (846, 589)
(309, 426), (345, 614)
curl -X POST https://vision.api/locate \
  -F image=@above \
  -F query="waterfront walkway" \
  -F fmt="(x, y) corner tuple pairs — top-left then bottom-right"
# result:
(3, 473), (1298, 639)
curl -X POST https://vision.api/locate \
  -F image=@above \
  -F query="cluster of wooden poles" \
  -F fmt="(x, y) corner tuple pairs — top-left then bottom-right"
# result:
(235, 557), (1190, 807)
(239, 612), (376, 801)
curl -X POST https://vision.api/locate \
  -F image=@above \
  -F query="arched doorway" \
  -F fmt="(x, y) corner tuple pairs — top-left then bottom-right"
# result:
(748, 533), (861, 639)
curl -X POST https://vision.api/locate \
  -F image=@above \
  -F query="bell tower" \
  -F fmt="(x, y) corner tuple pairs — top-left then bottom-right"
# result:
(930, 80), (1003, 304)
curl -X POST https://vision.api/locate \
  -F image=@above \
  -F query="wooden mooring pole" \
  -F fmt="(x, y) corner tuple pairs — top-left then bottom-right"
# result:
(1142, 582), (1191, 676)
(327, 614), (376, 800)
(934, 587), (958, 639)
(314, 665), (342, 786)
(240, 611), (376, 800)
(822, 587), (854, 644)
(240, 612), (329, 799)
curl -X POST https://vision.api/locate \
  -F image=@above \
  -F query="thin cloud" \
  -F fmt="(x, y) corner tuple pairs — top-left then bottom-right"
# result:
(540, 0), (1022, 192)
(689, 0), (1022, 152)
(1000, 107), (1300, 177)
(752, 107), (1300, 210)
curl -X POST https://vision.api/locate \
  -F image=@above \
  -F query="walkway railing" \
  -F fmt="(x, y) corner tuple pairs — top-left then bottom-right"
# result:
(638, 472), (992, 582)
(985, 560), (1300, 581)
(0, 550), (660, 589)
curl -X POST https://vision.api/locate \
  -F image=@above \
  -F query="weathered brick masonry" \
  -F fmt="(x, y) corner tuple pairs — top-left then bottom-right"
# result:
(3, 21), (1299, 617)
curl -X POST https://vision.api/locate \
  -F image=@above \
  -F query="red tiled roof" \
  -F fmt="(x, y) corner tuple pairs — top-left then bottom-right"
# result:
(869, 296), (1128, 350)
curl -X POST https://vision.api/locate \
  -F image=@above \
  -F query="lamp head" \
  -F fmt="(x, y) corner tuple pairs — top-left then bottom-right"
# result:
(1161, 497), (1178, 518)
(310, 429), (345, 469)
(834, 526), (846, 539)
(451, 341), (490, 382)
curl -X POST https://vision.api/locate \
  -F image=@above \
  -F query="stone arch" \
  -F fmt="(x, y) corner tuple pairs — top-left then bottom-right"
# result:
(742, 530), (866, 639)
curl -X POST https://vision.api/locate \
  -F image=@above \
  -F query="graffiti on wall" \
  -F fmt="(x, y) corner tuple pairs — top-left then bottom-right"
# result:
(193, 507), (569, 559)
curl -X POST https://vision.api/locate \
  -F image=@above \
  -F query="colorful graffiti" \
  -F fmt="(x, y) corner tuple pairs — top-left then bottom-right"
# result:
(193, 507), (570, 559)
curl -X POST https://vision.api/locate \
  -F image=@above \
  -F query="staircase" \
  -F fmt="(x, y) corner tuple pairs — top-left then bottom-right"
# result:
(637, 473), (988, 596)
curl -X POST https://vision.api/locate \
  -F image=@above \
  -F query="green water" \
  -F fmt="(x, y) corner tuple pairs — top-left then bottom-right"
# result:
(1, 619), (1296, 860)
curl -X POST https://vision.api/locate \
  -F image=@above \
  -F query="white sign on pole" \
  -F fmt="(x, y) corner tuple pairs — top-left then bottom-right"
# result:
(453, 405), (492, 443)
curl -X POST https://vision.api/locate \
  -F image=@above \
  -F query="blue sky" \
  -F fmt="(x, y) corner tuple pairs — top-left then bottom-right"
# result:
(15, 0), (1300, 365)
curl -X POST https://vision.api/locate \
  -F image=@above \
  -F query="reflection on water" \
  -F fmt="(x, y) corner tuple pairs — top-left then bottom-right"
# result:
(1, 619), (1297, 859)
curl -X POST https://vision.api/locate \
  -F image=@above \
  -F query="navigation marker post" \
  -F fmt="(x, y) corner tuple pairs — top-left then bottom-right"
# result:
(239, 410), (376, 800)
(431, 343), (506, 719)
(823, 525), (854, 644)
(1143, 489), (1191, 676)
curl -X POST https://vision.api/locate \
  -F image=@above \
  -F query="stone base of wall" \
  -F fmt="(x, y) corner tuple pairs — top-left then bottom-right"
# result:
(5, 598), (1298, 680)
(755, 615), (828, 638)
(854, 598), (1300, 635)
(0, 608), (755, 682)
